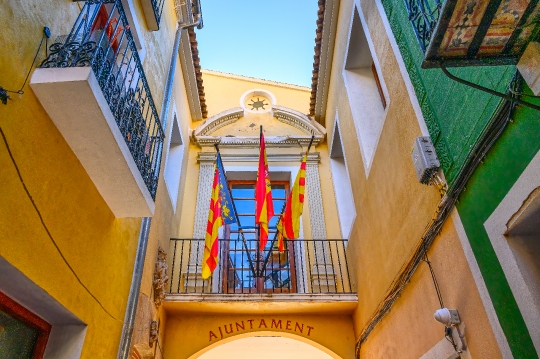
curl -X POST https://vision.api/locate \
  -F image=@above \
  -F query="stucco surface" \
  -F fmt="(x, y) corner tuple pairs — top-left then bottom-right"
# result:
(200, 70), (311, 118)
(323, 0), (506, 356)
(162, 313), (355, 359)
(0, 0), (186, 356)
(358, 217), (503, 359)
(326, 0), (441, 329)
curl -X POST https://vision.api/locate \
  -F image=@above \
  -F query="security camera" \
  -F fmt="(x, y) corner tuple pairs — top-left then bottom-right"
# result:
(434, 308), (461, 326)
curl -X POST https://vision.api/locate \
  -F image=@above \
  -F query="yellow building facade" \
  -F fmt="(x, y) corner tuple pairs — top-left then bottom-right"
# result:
(2, 0), (539, 358)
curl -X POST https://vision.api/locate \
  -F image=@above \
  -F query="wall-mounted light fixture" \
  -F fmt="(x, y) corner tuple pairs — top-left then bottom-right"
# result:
(434, 308), (468, 358)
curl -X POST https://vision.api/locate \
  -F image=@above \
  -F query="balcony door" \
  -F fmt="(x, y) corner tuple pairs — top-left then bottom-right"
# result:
(222, 181), (297, 293)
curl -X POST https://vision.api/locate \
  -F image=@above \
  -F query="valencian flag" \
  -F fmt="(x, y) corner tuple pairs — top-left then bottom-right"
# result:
(201, 166), (223, 279)
(255, 128), (274, 251)
(276, 154), (307, 251)
(216, 152), (237, 225)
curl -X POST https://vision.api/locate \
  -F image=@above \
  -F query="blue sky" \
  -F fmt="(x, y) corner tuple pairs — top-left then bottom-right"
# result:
(194, 0), (318, 87)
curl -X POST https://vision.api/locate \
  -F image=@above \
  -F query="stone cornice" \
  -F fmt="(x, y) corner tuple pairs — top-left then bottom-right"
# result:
(194, 136), (322, 149)
(198, 152), (321, 164)
(192, 108), (244, 137)
(191, 105), (326, 148)
(273, 105), (326, 136)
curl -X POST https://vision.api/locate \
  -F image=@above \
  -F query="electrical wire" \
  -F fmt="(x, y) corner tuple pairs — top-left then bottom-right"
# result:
(1, 126), (166, 357)
(423, 249), (444, 309)
(157, 338), (167, 359)
(354, 71), (523, 359)
(0, 127), (123, 324)
(3, 31), (47, 96)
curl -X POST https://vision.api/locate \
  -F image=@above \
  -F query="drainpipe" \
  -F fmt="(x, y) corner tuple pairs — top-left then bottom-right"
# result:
(116, 6), (202, 359)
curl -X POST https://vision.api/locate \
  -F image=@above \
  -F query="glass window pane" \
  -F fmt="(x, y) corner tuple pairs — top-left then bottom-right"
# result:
(269, 216), (279, 227)
(234, 200), (254, 215)
(272, 200), (285, 212)
(232, 185), (254, 198)
(0, 310), (39, 359)
(271, 185), (286, 198)
(237, 216), (255, 228)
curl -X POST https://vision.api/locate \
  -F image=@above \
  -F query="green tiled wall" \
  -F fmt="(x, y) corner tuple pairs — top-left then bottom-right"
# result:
(381, 1), (515, 185)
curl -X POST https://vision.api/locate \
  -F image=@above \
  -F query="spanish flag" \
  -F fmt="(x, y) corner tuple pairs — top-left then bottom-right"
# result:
(202, 166), (223, 279)
(255, 129), (274, 251)
(276, 154), (307, 251)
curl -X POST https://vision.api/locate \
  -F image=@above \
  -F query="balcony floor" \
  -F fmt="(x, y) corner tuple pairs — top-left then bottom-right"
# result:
(164, 293), (358, 315)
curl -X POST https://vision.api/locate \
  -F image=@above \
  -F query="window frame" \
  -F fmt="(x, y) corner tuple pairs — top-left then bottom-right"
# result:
(221, 180), (297, 293)
(0, 290), (51, 359)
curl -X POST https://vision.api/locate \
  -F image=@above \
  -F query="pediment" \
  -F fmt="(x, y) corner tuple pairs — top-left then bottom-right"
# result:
(191, 106), (326, 148)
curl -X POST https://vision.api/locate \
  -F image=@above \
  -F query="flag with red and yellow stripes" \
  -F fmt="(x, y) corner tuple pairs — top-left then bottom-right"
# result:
(202, 166), (223, 279)
(255, 130), (274, 251)
(276, 154), (307, 251)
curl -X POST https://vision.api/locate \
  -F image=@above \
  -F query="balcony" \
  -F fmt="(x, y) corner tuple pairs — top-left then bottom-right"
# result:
(141, 0), (165, 31)
(406, 0), (540, 68)
(166, 238), (357, 314)
(31, 0), (163, 217)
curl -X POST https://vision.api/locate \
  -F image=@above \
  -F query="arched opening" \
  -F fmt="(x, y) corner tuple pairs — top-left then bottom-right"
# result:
(189, 331), (341, 359)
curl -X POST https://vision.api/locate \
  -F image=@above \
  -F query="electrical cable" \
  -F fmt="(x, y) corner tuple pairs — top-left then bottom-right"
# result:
(2, 126), (166, 357)
(422, 249), (444, 309)
(355, 71), (523, 358)
(0, 127), (123, 324)
(3, 30), (48, 96)
(156, 338), (167, 359)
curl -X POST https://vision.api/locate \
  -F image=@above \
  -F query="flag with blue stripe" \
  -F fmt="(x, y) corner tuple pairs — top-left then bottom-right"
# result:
(216, 153), (237, 224)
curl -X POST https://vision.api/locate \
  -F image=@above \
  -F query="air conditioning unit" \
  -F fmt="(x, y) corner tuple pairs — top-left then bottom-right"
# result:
(411, 136), (440, 185)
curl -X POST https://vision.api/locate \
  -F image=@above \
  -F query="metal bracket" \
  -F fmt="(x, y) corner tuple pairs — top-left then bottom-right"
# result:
(440, 62), (540, 112)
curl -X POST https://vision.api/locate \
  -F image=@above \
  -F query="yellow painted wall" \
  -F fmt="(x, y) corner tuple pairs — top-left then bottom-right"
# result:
(0, 0), (187, 356)
(178, 73), (340, 245)
(200, 70), (311, 118)
(324, 0), (505, 357)
(357, 216), (502, 358)
(162, 313), (356, 359)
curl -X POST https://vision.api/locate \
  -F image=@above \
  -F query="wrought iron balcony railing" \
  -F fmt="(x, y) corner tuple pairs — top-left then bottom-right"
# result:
(404, 0), (443, 53)
(168, 238), (355, 295)
(150, 0), (166, 28)
(40, 0), (164, 199)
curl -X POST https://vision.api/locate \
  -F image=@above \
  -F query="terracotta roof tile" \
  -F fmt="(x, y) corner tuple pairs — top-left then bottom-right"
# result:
(188, 28), (208, 118)
(309, 0), (325, 116)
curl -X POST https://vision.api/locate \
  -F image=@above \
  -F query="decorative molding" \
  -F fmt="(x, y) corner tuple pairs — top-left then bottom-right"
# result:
(273, 105), (327, 136)
(193, 162), (215, 239)
(152, 246), (168, 308)
(149, 321), (158, 348)
(452, 211), (513, 359)
(306, 163), (327, 240)
(197, 152), (321, 164)
(194, 136), (323, 148)
(191, 105), (326, 148)
(240, 89), (277, 115)
(192, 108), (244, 138)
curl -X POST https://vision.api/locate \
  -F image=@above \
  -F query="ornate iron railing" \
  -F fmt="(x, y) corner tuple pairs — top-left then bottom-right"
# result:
(40, 0), (164, 199)
(151, 0), (166, 28)
(404, 0), (443, 52)
(168, 238), (355, 294)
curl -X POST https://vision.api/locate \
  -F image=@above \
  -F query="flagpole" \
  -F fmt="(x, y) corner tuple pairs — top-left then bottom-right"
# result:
(260, 135), (315, 276)
(256, 126), (263, 279)
(214, 143), (258, 282)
